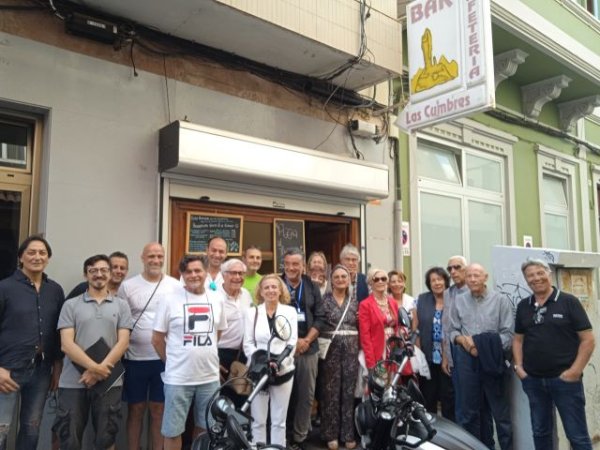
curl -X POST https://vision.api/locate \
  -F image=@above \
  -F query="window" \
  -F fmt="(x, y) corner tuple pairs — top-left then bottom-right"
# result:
(0, 114), (40, 280)
(537, 146), (578, 250)
(416, 139), (506, 287)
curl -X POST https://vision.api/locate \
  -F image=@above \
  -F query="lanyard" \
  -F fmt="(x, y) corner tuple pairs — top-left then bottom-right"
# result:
(287, 279), (303, 313)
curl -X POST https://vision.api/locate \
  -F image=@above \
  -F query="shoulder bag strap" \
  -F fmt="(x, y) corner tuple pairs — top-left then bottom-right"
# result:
(253, 306), (258, 343)
(331, 296), (352, 339)
(131, 275), (163, 331)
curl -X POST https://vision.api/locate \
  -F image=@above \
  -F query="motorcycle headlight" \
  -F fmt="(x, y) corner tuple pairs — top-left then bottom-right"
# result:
(355, 399), (377, 436)
(210, 396), (235, 423)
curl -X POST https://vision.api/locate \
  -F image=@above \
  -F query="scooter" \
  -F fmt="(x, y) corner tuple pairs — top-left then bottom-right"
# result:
(192, 314), (293, 450)
(355, 308), (489, 450)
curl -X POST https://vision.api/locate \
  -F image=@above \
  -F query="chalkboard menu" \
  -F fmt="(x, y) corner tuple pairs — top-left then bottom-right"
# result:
(273, 219), (305, 272)
(186, 212), (243, 255)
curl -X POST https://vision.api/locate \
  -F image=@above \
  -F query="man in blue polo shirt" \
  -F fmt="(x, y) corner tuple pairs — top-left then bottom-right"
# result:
(514, 258), (595, 450)
(0, 235), (65, 450)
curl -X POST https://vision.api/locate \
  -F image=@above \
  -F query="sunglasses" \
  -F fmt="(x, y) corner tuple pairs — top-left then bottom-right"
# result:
(447, 264), (463, 272)
(533, 305), (547, 325)
(373, 276), (388, 283)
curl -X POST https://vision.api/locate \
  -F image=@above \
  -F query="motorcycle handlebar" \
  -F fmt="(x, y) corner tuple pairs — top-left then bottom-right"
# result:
(412, 405), (436, 441)
(275, 345), (294, 368)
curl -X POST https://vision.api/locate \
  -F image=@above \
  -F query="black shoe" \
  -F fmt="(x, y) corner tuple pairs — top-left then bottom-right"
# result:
(288, 440), (305, 450)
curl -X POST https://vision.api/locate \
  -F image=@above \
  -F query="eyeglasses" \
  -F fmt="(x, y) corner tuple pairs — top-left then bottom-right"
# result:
(447, 265), (463, 272)
(225, 270), (244, 277)
(88, 267), (110, 275)
(533, 305), (547, 325)
(373, 276), (388, 283)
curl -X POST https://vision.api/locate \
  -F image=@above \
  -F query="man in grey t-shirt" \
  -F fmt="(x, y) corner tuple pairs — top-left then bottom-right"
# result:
(53, 254), (132, 450)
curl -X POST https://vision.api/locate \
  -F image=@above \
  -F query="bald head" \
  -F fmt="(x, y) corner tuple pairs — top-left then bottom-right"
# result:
(141, 242), (165, 281)
(465, 263), (488, 297)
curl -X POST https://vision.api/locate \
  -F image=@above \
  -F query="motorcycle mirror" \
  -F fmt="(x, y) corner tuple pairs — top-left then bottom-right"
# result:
(273, 315), (292, 341)
(226, 414), (251, 449)
(407, 378), (426, 405)
(399, 307), (412, 329)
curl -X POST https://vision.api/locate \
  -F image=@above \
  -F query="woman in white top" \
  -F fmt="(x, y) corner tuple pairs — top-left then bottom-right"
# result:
(388, 270), (416, 329)
(243, 274), (298, 447)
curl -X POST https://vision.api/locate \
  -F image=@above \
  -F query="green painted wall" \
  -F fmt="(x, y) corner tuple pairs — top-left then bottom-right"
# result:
(520, 0), (600, 54)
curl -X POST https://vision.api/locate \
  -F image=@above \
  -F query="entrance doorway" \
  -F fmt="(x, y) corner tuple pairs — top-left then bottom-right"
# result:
(169, 199), (360, 277)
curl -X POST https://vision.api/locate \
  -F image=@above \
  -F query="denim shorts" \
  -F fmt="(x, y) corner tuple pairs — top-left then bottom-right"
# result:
(122, 359), (165, 403)
(161, 381), (220, 438)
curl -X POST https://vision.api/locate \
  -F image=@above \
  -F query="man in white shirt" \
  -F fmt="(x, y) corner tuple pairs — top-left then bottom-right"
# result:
(118, 242), (180, 450)
(204, 236), (227, 292)
(152, 254), (227, 450)
(218, 259), (253, 405)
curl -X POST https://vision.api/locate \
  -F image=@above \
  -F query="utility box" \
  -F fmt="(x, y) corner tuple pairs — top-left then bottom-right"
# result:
(491, 245), (600, 450)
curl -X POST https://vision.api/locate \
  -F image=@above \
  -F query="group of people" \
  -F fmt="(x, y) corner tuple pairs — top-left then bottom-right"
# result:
(0, 236), (595, 450)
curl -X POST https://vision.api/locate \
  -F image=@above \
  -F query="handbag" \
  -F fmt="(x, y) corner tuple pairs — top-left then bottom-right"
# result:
(228, 308), (258, 396)
(228, 359), (252, 395)
(318, 296), (352, 360)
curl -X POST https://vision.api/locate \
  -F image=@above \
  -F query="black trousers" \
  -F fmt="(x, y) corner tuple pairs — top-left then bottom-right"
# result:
(419, 363), (455, 421)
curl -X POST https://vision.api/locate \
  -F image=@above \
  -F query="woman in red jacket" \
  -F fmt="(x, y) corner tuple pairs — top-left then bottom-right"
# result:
(358, 268), (399, 371)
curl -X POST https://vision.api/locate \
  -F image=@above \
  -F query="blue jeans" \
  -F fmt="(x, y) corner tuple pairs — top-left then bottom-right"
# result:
(521, 376), (592, 450)
(161, 381), (220, 437)
(454, 348), (512, 450)
(0, 361), (52, 450)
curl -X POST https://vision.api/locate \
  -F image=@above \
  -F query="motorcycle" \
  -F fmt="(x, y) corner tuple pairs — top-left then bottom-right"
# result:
(355, 308), (488, 450)
(192, 314), (294, 450)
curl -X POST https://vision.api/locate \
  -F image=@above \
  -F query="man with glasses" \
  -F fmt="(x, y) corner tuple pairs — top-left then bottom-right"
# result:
(66, 251), (129, 299)
(339, 244), (369, 302)
(281, 248), (324, 450)
(441, 256), (468, 419)
(513, 259), (595, 450)
(449, 263), (513, 450)
(0, 236), (65, 450)
(218, 258), (253, 406)
(53, 254), (132, 450)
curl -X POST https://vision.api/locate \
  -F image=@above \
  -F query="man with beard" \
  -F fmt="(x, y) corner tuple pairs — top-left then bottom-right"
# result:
(119, 242), (180, 450)
(0, 236), (65, 450)
(53, 254), (132, 450)
(66, 251), (129, 299)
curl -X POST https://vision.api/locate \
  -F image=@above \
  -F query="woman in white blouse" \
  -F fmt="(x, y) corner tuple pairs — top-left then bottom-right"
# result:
(243, 274), (298, 447)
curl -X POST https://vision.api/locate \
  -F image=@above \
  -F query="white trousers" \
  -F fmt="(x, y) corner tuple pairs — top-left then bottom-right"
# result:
(250, 376), (294, 447)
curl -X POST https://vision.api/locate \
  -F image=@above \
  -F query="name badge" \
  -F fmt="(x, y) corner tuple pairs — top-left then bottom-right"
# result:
(297, 312), (306, 322)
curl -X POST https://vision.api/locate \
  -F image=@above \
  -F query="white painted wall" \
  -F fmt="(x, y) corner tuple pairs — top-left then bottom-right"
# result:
(0, 32), (395, 292)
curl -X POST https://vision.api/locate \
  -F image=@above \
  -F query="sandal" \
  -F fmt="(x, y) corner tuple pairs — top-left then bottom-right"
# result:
(345, 441), (357, 449)
(327, 440), (339, 450)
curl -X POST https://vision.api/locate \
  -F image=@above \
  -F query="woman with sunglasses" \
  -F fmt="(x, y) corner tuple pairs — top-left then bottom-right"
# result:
(415, 266), (455, 420)
(358, 268), (399, 372)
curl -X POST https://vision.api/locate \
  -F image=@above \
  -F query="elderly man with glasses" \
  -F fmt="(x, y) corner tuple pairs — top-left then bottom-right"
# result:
(513, 259), (595, 450)
(217, 258), (253, 406)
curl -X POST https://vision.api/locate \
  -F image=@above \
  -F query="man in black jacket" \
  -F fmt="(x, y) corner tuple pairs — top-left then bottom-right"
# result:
(0, 235), (65, 450)
(281, 248), (325, 450)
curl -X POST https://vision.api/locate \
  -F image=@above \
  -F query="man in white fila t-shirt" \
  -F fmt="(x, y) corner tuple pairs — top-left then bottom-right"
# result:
(152, 254), (227, 450)
(118, 242), (181, 450)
